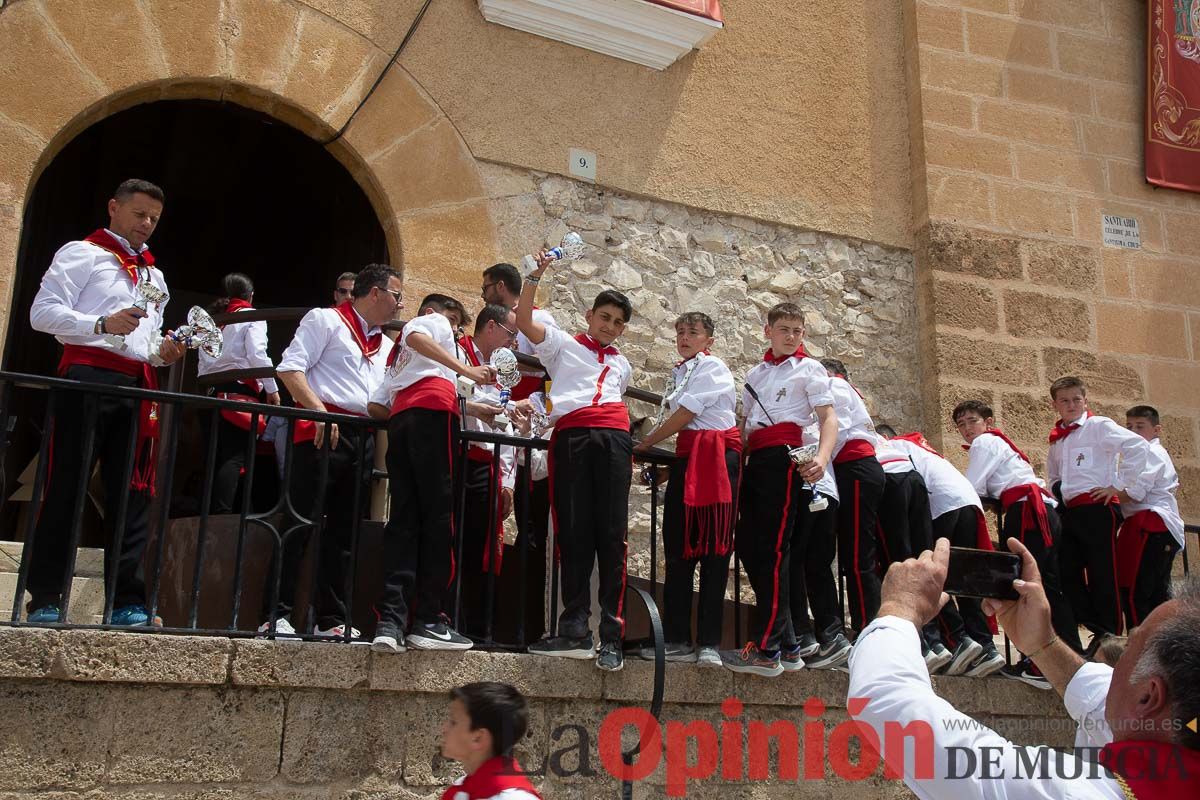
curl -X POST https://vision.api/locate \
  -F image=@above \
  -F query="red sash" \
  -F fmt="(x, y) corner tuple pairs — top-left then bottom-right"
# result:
(292, 403), (366, 443)
(440, 757), (541, 800)
(215, 392), (269, 436)
(1048, 411), (1092, 444)
(555, 402), (629, 433)
(1116, 509), (1169, 589)
(675, 428), (742, 558)
(83, 229), (155, 283)
(834, 437), (876, 464)
(969, 506), (1000, 635)
(58, 345), (159, 492)
(390, 375), (460, 417)
(746, 422), (803, 452)
(999, 483), (1055, 548)
(1099, 740), (1200, 800)
(1067, 493), (1119, 508)
(333, 300), (381, 361)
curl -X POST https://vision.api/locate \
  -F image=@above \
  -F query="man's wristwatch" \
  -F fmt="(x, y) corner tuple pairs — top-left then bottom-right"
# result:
(94, 316), (107, 335)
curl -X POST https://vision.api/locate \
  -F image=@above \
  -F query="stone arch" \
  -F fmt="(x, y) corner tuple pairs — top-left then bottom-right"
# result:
(0, 0), (497, 347)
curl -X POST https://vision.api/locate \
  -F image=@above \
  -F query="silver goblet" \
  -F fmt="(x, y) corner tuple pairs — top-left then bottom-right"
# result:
(151, 306), (224, 358)
(103, 281), (168, 351)
(787, 443), (830, 512)
(520, 232), (585, 277)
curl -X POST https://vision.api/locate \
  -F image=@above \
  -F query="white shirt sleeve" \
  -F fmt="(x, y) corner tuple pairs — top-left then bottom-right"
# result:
(1046, 442), (1061, 488)
(848, 616), (1121, 800)
(965, 436), (1003, 497)
(401, 311), (450, 347)
(801, 361), (835, 409)
(30, 243), (104, 336)
(247, 319), (278, 394)
(1062, 662), (1114, 750)
(531, 325), (570, 369)
(676, 359), (734, 417)
(1103, 419), (1152, 502)
(278, 309), (328, 374)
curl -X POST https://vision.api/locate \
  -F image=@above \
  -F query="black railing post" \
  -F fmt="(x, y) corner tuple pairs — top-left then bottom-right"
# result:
(515, 446), (532, 648)
(343, 427), (367, 642)
(187, 406), (222, 628)
(146, 399), (182, 625)
(101, 409), (140, 624)
(10, 399), (53, 623)
(57, 393), (98, 625)
(229, 410), (260, 631)
(482, 444), (502, 644)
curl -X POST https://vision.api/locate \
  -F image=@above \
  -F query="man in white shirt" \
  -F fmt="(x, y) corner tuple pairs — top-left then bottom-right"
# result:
(1046, 377), (1151, 645)
(850, 536), (1200, 799)
(954, 399), (1081, 683)
(27, 179), (185, 627)
(331, 271), (355, 307)
(1118, 406), (1184, 632)
(267, 264), (399, 641)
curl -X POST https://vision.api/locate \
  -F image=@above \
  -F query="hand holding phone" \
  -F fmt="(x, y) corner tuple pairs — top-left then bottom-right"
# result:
(945, 547), (1021, 601)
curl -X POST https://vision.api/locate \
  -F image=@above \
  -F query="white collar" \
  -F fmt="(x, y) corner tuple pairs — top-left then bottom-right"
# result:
(103, 228), (147, 256)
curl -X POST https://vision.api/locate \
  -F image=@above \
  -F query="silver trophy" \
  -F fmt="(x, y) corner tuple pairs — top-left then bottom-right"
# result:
(787, 443), (830, 512)
(103, 281), (168, 351)
(489, 347), (522, 407)
(520, 232), (585, 277)
(151, 305), (224, 358)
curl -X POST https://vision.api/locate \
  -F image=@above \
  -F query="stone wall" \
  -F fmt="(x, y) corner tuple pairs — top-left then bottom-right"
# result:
(0, 627), (1071, 799)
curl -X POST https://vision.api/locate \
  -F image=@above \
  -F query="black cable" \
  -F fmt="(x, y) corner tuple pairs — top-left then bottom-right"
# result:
(323, 0), (434, 146)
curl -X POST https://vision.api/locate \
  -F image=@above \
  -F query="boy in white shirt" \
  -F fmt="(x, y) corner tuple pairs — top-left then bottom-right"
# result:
(517, 254), (634, 672)
(1119, 405), (1184, 631)
(725, 302), (838, 677)
(1046, 376), (1151, 645)
(634, 312), (739, 667)
(368, 294), (493, 652)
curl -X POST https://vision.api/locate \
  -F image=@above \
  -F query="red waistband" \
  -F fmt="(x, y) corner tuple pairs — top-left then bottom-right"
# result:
(556, 402), (629, 433)
(999, 483), (1053, 510)
(1122, 509), (1168, 533)
(59, 344), (153, 382)
(676, 427), (742, 456)
(746, 422), (803, 451)
(468, 446), (495, 463)
(1066, 493), (1119, 508)
(834, 437), (877, 464)
(293, 402), (367, 443)
(390, 375), (458, 417)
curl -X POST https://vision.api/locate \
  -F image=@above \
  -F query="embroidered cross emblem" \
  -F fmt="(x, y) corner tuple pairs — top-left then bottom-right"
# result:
(775, 387), (787, 402)
(1075, 453), (1086, 466)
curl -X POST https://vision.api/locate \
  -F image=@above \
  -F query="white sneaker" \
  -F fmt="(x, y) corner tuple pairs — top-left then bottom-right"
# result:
(315, 623), (367, 644)
(257, 617), (300, 639)
(696, 646), (722, 666)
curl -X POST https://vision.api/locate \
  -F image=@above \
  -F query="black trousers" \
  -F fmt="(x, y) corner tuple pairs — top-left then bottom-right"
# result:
(738, 445), (810, 653)
(661, 449), (739, 647)
(457, 456), (502, 639)
(378, 408), (458, 629)
(1122, 530), (1179, 631)
(1000, 501), (1081, 652)
(788, 496), (843, 645)
(1059, 502), (1123, 637)
(266, 422), (374, 630)
(205, 382), (259, 514)
(27, 365), (151, 610)
(834, 455), (885, 633)
(932, 506), (994, 648)
(513, 467), (550, 645)
(550, 427), (632, 645)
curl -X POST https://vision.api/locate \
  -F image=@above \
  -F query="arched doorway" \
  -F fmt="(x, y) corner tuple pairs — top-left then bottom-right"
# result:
(5, 98), (389, 376)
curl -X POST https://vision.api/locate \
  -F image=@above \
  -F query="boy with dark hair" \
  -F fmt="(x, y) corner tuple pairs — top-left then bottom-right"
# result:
(633, 311), (739, 666)
(367, 294), (494, 652)
(724, 302), (838, 677)
(440, 682), (539, 800)
(516, 254), (633, 672)
(819, 358), (887, 635)
(1118, 405), (1184, 631)
(954, 399), (1079, 686)
(1046, 376), (1150, 648)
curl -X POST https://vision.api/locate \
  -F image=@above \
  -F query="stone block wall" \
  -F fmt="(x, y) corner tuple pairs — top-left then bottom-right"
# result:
(0, 627), (1071, 799)
(906, 0), (1200, 524)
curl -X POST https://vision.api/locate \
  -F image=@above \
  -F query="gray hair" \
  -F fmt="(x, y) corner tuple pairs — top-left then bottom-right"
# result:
(1129, 577), (1200, 749)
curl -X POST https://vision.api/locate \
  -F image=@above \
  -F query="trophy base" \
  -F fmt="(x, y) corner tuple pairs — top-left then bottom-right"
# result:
(102, 334), (129, 351)
(809, 495), (830, 512)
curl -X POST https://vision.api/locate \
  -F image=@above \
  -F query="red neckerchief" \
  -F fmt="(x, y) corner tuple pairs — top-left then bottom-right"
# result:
(1048, 411), (1093, 444)
(893, 431), (943, 457)
(1099, 739), (1200, 799)
(333, 300), (382, 361)
(219, 298), (254, 330)
(459, 334), (482, 367)
(962, 428), (1031, 462)
(440, 756), (541, 800)
(574, 333), (618, 363)
(84, 228), (155, 284)
(763, 346), (807, 365)
(675, 349), (710, 368)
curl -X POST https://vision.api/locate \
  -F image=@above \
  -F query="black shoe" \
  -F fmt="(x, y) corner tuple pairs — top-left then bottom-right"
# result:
(943, 638), (984, 676)
(721, 642), (783, 677)
(965, 646), (1005, 677)
(806, 634), (852, 669)
(407, 620), (473, 651)
(794, 632), (820, 658)
(596, 641), (624, 672)
(372, 622), (406, 653)
(528, 633), (595, 660)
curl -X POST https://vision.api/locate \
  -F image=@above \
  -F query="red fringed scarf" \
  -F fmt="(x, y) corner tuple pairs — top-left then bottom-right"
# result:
(1099, 740), (1200, 800)
(675, 427), (742, 558)
(83, 228), (155, 283)
(334, 300), (381, 361)
(440, 756), (541, 800)
(1048, 411), (1093, 444)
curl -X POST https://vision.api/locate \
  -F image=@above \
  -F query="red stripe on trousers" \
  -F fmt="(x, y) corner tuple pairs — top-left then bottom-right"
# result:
(851, 480), (867, 630)
(1108, 506), (1122, 635)
(446, 416), (457, 588)
(758, 466), (794, 651)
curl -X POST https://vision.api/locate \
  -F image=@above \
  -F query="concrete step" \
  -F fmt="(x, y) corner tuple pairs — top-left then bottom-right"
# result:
(0, 540), (105, 577)
(0, 570), (110, 624)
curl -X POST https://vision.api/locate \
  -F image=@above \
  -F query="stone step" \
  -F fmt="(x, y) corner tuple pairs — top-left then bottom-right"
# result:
(0, 572), (109, 624)
(0, 540), (104, 577)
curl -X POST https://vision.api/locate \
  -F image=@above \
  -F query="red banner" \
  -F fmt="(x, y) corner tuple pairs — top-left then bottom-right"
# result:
(1147, 1), (1200, 193)
(646, 0), (723, 23)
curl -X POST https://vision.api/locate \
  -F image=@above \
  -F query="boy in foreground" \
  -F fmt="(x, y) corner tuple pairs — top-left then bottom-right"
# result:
(440, 682), (540, 800)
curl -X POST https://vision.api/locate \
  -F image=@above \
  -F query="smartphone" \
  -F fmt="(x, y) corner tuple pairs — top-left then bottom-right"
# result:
(945, 547), (1021, 601)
